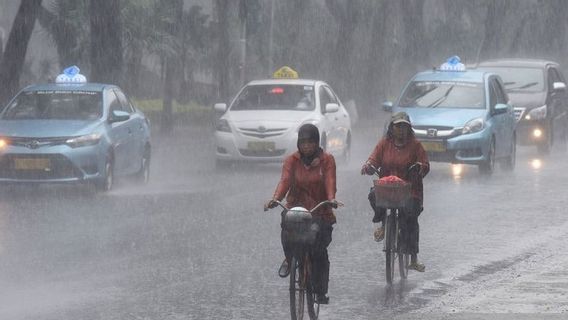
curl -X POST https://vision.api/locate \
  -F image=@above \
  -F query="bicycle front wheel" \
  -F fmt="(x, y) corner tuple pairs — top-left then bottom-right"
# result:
(289, 256), (305, 320)
(304, 254), (319, 320)
(384, 211), (396, 285)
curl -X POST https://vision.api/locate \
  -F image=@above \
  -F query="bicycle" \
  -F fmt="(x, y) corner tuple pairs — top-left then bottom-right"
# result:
(369, 164), (419, 285)
(265, 200), (339, 320)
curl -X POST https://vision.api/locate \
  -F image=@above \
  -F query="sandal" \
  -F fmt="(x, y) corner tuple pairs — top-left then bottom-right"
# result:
(374, 226), (385, 242)
(407, 262), (425, 272)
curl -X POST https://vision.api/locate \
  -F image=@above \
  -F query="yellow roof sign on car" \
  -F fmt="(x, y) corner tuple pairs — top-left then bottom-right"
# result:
(272, 66), (299, 79)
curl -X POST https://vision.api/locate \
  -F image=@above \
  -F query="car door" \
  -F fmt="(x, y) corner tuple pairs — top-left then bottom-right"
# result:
(547, 67), (568, 135)
(489, 77), (513, 158)
(114, 88), (143, 174)
(318, 85), (333, 150)
(325, 86), (350, 147)
(106, 89), (133, 174)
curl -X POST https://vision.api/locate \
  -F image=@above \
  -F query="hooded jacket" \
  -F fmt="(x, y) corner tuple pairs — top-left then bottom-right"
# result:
(273, 151), (337, 224)
(366, 120), (430, 201)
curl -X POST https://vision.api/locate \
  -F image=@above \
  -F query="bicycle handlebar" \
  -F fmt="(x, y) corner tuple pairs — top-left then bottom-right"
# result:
(264, 200), (342, 213)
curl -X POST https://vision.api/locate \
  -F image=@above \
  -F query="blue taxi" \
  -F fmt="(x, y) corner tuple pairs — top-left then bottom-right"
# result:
(384, 57), (517, 175)
(0, 66), (151, 190)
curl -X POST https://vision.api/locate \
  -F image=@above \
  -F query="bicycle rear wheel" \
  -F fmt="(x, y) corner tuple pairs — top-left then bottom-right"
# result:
(384, 210), (396, 285)
(289, 256), (305, 320)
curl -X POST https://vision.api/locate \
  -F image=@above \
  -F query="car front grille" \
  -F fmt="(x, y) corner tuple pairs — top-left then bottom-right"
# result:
(239, 149), (286, 157)
(6, 136), (69, 149)
(238, 127), (288, 139)
(514, 107), (525, 122)
(0, 154), (81, 180)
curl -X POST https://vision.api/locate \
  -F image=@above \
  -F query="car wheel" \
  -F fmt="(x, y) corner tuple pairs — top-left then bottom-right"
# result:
(339, 133), (351, 165)
(96, 158), (114, 192)
(135, 147), (151, 184)
(537, 124), (553, 155)
(500, 135), (516, 171)
(479, 139), (495, 175)
(215, 158), (232, 169)
(320, 134), (327, 151)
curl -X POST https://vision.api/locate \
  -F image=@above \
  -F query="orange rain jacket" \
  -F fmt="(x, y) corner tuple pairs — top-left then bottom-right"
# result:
(366, 136), (429, 201)
(273, 151), (337, 224)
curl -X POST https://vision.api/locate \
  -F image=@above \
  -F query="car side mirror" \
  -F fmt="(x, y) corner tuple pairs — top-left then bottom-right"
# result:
(324, 103), (339, 113)
(109, 110), (130, 123)
(553, 82), (566, 92)
(214, 103), (227, 113)
(492, 103), (509, 115)
(382, 101), (393, 112)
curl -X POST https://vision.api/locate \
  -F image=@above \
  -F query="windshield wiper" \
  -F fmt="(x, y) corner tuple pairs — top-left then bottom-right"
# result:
(426, 85), (454, 108)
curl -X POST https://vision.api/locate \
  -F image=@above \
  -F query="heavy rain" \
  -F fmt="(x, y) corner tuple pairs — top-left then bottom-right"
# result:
(0, 1), (568, 319)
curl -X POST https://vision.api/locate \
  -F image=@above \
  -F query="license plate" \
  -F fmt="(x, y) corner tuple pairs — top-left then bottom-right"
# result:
(14, 158), (51, 170)
(247, 141), (275, 151)
(421, 141), (446, 152)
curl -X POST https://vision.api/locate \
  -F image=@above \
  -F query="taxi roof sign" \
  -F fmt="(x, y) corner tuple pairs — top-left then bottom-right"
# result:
(55, 65), (87, 84)
(272, 66), (299, 79)
(439, 56), (465, 71)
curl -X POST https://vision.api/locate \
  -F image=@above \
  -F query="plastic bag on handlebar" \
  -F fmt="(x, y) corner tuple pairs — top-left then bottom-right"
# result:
(373, 175), (411, 208)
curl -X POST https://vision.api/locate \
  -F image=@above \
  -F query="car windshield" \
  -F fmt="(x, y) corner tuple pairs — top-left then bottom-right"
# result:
(1, 90), (103, 121)
(399, 80), (485, 109)
(478, 67), (544, 92)
(231, 84), (315, 111)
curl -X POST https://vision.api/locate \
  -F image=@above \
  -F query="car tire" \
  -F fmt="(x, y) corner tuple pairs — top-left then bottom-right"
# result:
(537, 124), (553, 155)
(215, 159), (232, 169)
(135, 146), (151, 184)
(500, 135), (516, 171)
(96, 158), (114, 192)
(479, 139), (495, 175)
(339, 133), (351, 165)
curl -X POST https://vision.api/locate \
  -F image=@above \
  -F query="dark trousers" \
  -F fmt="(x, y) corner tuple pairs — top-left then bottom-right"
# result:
(368, 188), (422, 254)
(281, 215), (333, 295)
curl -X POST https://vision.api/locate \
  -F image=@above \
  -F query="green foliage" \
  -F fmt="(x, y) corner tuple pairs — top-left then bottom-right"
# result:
(133, 99), (214, 125)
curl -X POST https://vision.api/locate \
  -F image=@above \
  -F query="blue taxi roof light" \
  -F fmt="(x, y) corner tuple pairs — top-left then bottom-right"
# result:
(56, 65), (87, 84)
(440, 55), (465, 72)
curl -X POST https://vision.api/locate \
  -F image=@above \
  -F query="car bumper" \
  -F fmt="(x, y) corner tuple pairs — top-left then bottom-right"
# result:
(0, 144), (105, 183)
(515, 119), (548, 145)
(215, 130), (297, 162)
(418, 130), (490, 164)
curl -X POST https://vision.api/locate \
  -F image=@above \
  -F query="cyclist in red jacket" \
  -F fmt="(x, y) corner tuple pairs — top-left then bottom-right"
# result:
(361, 112), (429, 272)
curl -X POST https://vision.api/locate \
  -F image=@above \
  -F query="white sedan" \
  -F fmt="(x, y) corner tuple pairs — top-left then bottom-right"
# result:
(214, 78), (351, 166)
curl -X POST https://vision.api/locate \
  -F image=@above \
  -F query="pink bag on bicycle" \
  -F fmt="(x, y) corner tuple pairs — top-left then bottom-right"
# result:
(373, 175), (411, 208)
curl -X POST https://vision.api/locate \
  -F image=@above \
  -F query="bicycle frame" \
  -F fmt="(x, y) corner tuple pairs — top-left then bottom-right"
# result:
(266, 200), (339, 320)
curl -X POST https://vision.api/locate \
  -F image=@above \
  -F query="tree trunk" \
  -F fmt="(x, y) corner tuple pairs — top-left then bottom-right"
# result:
(0, 0), (43, 105)
(89, 0), (123, 84)
(215, 0), (230, 101)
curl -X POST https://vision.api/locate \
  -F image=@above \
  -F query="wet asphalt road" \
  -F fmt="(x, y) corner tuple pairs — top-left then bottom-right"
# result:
(0, 118), (567, 320)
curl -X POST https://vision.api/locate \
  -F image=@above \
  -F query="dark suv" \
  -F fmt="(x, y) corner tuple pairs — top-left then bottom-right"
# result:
(475, 59), (568, 154)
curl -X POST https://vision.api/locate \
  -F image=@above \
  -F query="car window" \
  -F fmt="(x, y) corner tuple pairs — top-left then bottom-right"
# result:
(231, 84), (315, 111)
(478, 67), (544, 92)
(114, 89), (135, 113)
(548, 67), (563, 88)
(398, 80), (485, 109)
(1, 90), (102, 121)
(106, 90), (124, 114)
(323, 86), (338, 104)
(492, 79), (507, 105)
(319, 86), (332, 113)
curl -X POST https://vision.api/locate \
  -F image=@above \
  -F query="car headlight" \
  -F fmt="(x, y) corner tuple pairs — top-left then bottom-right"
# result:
(216, 119), (231, 132)
(525, 105), (547, 120)
(66, 133), (101, 148)
(462, 118), (484, 134)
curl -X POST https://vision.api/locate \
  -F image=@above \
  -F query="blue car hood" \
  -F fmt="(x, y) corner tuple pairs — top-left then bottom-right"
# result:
(396, 107), (487, 127)
(0, 120), (102, 138)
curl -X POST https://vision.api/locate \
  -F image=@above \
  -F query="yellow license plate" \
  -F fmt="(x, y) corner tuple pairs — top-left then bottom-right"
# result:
(247, 141), (275, 151)
(421, 141), (446, 152)
(14, 158), (51, 170)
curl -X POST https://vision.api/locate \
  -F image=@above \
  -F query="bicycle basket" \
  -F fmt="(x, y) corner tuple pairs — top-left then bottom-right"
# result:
(374, 176), (411, 208)
(283, 208), (319, 245)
